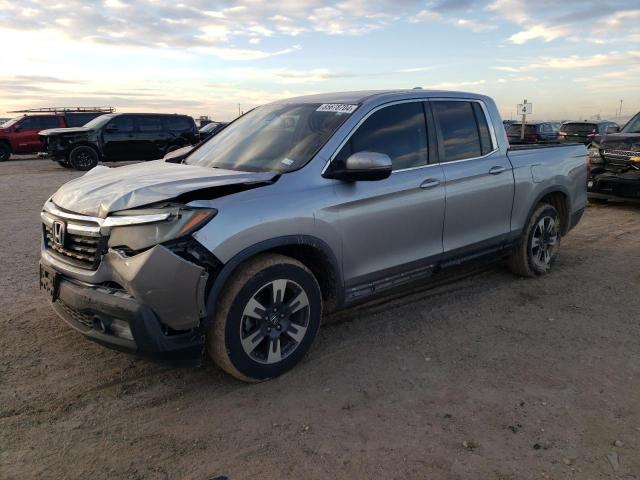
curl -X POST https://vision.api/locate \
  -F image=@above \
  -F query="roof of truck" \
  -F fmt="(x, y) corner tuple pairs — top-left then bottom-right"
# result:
(275, 89), (486, 105)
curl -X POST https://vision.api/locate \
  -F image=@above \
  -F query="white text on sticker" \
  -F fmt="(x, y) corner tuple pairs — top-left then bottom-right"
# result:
(316, 104), (358, 114)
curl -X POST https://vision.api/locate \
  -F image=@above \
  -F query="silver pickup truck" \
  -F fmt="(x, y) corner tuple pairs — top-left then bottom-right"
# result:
(40, 90), (588, 381)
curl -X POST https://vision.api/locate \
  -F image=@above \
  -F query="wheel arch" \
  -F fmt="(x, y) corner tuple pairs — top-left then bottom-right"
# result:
(204, 235), (343, 327)
(69, 142), (103, 160)
(527, 186), (571, 236)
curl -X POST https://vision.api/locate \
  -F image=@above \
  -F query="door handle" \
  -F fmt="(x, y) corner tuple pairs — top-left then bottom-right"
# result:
(489, 166), (507, 175)
(420, 178), (440, 189)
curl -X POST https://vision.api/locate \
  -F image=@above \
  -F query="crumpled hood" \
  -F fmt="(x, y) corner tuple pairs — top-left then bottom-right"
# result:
(52, 160), (277, 217)
(40, 127), (91, 137)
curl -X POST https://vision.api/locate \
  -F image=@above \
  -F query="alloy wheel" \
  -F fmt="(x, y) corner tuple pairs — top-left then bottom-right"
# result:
(239, 279), (310, 364)
(530, 215), (559, 269)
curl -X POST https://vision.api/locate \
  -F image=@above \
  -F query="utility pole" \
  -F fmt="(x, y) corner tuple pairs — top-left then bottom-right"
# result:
(238, 103), (241, 117)
(618, 99), (623, 118)
(520, 98), (527, 141)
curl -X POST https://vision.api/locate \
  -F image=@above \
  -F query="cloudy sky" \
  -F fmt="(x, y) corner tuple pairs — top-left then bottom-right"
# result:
(1, 0), (639, 121)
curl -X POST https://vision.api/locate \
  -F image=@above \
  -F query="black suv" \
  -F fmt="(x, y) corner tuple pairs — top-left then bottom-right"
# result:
(560, 120), (619, 145)
(40, 113), (199, 170)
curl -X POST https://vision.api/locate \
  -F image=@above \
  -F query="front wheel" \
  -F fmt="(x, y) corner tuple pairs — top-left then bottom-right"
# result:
(69, 146), (99, 171)
(0, 143), (10, 161)
(208, 254), (322, 382)
(508, 203), (561, 277)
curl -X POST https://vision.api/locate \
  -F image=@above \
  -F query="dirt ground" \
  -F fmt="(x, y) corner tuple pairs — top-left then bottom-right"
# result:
(1, 157), (639, 480)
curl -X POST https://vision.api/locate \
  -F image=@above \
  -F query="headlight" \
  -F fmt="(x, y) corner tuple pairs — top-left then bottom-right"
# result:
(107, 207), (216, 252)
(588, 147), (602, 159)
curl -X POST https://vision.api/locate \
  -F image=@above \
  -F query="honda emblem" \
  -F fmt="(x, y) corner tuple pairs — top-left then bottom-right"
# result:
(52, 220), (66, 247)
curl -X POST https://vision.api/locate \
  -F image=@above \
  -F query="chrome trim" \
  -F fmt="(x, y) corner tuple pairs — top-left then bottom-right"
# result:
(41, 212), (101, 236)
(43, 201), (170, 228)
(321, 97), (499, 175)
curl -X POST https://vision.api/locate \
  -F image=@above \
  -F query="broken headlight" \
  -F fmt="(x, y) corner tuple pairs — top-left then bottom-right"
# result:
(107, 206), (216, 252)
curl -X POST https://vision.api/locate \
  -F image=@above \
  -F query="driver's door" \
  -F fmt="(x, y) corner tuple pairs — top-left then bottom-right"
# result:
(328, 101), (445, 299)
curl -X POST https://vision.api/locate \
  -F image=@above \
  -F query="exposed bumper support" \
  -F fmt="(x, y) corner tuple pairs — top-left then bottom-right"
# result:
(52, 278), (204, 358)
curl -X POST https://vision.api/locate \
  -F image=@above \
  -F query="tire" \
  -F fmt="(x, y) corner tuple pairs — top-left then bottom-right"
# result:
(208, 253), (322, 382)
(508, 203), (561, 277)
(57, 160), (73, 169)
(69, 146), (99, 171)
(0, 143), (10, 162)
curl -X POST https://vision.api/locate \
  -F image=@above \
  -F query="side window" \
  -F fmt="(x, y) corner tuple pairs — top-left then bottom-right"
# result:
(165, 116), (192, 132)
(137, 116), (163, 132)
(433, 101), (483, 162)
(18, 117), (38, 129)
(107, 116), (134, 132)
(471, 102), (493, 155)
(40, 116), (60, 129)
(335, 102), (427, 171)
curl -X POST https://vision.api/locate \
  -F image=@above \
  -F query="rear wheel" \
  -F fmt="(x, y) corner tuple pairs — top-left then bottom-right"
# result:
(508, 203), (561, 277)
(0, 143), (10, 162)
(69, 146), (99, 171)
(208, 254), (322, 382)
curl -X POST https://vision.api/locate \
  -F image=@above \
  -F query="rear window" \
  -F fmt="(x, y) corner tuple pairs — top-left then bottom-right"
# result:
(563, 123), (597, 134)
(165, 116), (193, 132)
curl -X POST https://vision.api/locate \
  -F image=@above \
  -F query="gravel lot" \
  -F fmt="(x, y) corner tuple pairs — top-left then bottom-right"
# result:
(1, 157), (639, 480)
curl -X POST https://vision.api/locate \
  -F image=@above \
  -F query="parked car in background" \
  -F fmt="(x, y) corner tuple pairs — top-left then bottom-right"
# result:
(0, 109), (110, 161)
(199, 121), (228, 141)
(559, 120), (619, 146)
(589, 111), (640, 201)
(39, 89), (587, 381)
(40, 113), (200, 170)
(506, 122), (560, 144)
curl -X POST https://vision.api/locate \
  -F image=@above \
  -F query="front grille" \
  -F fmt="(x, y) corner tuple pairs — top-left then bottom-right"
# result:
(42, 213), (106, 270)
(603, 149), (638, 160)
(56, 300), (93, 329)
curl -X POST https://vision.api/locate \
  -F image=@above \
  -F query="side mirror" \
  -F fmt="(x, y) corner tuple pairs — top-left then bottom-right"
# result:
(606, 126), (619, 134)
(324, 151), (392, 181)
(163, 145), (194, 163)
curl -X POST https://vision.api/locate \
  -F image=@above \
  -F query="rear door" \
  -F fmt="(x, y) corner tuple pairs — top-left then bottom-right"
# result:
(430, 99), (514, 259)
(135, 115), (167, 159)
(102, 115), (136, 160)
(329, 100), (446, 296)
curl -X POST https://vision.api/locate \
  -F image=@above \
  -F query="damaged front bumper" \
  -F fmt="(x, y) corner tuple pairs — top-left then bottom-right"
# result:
(41, 242), (212, 360)
(40, 202), (218, 360)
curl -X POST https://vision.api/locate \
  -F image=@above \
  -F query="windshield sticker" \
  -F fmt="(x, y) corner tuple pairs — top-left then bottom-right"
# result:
(281, 158), (294, 166)
(316, 104), (358, 114)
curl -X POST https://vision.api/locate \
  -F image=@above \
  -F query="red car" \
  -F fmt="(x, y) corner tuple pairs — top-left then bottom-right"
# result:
(0, 109), (111, 161)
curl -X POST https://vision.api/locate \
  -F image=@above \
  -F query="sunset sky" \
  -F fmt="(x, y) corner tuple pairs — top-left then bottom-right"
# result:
(1, 0), (639, 122)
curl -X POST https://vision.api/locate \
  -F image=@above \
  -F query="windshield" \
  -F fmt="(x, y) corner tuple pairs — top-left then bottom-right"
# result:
(1, 117), (21, 128)
(82, 114), (115, 129)
(185, 103), (354, 172)
(621, 113), (640, 134)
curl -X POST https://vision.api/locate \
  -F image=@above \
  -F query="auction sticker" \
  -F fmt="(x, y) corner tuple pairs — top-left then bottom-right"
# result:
(316, 104), (359, 114)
